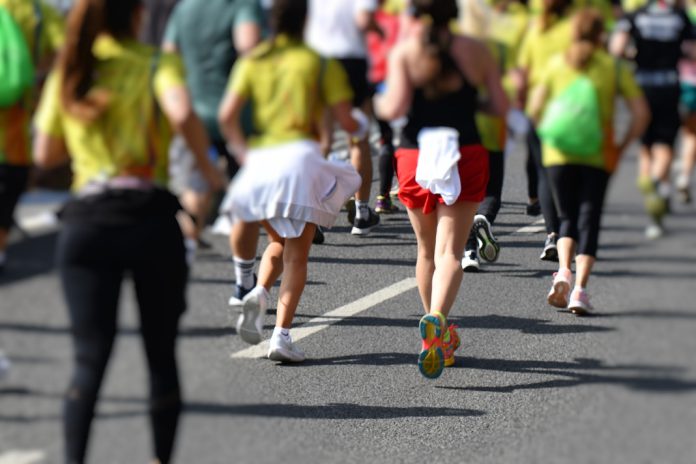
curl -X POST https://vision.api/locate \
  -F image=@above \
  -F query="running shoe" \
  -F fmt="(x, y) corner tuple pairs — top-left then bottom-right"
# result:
(526, 201), (541, 216)
(676, 175), (692, 204)
(351, 206), (380, 235)
(418, 312), (446, 379)
(638, 176), (667, 224)
(540, 234), (558, 262)
(568, 288), (594, 316)
(268, 332), (306, 363)
(375, 195), (399, 214)
(443, 324), (461, 367)
(473, 214), (500, 262)
(461, 249), (480, 272)
(236, 286), (269, 345)
(645, 222), (664, 240)
(312, 226), (325, 245)
(547, 268), (572, 309)
(345, 198), (356, 224)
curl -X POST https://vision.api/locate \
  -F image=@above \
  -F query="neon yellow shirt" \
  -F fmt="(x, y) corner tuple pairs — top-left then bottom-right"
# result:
(35, 36), (185, 190)
(229, 35), (354, 149)
(0, 0), (64, 166)
(537, 51), (642, 172)
(488, 2), (531, 73)
(477, 40), (508, 152)
(383, 0), (407, 14)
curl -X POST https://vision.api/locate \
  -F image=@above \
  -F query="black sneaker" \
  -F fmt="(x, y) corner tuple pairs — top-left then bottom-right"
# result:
(351, 206), (380, 235)
(461, 249), (480, 272)
(678, 186), (692, 204)
(312, 226), (325, 245)
(228, 274), (256, 307)
(526, 201), (541, 216)
(473, 214), (500, 263)
(540, 234), (558, 262)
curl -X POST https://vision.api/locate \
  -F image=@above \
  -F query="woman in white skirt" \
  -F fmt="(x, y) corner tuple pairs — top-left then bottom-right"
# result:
(218, 0), (368, 362)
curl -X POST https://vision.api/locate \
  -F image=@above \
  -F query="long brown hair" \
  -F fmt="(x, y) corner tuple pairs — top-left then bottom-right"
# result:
(539, 0), (572, 31)
(59, 0), (143, 121)
(411, 0), (459, 88)
(565, 9), (604, 70)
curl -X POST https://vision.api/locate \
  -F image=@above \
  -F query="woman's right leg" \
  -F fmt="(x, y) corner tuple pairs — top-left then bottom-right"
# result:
(58, 224), (123, 464)
(257, 221), (285, 292)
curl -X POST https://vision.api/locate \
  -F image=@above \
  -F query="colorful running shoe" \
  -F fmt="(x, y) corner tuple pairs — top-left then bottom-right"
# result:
(638, 176), (667, 224)
(418, 312), (446, 379)
(473, 214), (500, 262)
(443, 324), (461, 367)
(375, 195), (400, 214)
(568, 288), (594, 316)
(547, 268), (572, 309)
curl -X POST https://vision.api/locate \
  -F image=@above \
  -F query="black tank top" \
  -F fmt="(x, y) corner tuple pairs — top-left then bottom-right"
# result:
(400, 56), (481, 149)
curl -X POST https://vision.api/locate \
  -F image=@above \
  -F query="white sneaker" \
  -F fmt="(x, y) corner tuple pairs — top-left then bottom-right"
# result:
(268, 332), (306, 363)
(645, 223), (664, 240)
(0, 352), (10, 380)
(461, 249), (480, 272)
(236, 286), (269, 345)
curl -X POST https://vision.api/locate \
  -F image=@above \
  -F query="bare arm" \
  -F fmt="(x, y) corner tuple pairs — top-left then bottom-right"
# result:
(527, 84), (549, 125)
(609, 30), (631, 58)
(617, 95), (650, 154)
(479, 46), (510, 118)
(374, 45), (413, 121)
(160, 85), (225, 190)
(234, 22), (261, 55)
(218, 89), (248, 164)
(33, 133), (69, 169)
(330, 101), (360, 134)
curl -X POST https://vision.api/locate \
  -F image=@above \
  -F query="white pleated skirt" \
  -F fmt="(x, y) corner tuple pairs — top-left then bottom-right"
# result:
(222, 140), (361, 238)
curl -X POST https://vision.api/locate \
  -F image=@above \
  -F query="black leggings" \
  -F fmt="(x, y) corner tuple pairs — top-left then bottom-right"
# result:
(377, 118), (395, 196)
(547, 165), (609, 258)
(468, 150), (504, 248)
(57, 215), (188, 464)
(527, 127), (560, 235)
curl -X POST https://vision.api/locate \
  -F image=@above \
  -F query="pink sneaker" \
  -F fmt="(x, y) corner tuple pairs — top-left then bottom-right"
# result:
(547, 269), (572, 308)
(568, 288), (594, 315)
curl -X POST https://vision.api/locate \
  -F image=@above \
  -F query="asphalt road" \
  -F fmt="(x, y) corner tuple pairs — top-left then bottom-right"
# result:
(1, 137), (695, 464)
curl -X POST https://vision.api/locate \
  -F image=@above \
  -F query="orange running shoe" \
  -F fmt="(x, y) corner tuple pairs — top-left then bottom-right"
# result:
(443, 324), (461, 367)
(418, 312), (446, 379)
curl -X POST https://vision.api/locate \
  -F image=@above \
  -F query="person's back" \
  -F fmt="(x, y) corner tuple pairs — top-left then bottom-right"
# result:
(164, 0), (262, 141)
(305, 0), (373, 59)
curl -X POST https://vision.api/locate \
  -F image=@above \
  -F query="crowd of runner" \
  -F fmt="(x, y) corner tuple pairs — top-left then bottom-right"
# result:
(0, 0), (695, 462)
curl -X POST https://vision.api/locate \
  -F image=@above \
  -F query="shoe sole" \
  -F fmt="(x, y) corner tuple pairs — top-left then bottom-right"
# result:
(547, 281), (570, 308)
(351, 217), (380, 236)
(474, 218), (500, 263)
(569, 302), (592, 316)
(462, 262), (480, 273)
(418, 314), (444, 379)
(237, 297), (262, 345)
(268, 347), (305, 363)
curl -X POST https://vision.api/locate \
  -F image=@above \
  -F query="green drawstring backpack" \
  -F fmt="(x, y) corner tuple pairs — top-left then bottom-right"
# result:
(538, 76), (603, 157)
(0, 4), (36, 107)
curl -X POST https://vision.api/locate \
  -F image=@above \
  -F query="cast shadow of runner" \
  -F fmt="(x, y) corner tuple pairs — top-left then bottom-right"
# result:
(0, 232), (57, 286)
(437, 356), (696, 394)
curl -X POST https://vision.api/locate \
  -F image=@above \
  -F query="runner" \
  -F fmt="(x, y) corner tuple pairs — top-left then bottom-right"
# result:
(677, 2), (696, 204)
(376, 0), (508, 378)
(530, 8), (649, 314)
(218, 0), (366, 362)
(0, 0), (64, 273)
(306, 0), (382, 236)
(33, 0), (223, 462)
(515, 0), (574, 261)
(611, 0), (696, 238)
(163, 0), (262, 255)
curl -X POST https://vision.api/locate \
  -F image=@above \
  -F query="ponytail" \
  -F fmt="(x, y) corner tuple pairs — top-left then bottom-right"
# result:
(565, 9), (604, 70)
(59, 0), (142, 121)
(411, 0), (459, 86)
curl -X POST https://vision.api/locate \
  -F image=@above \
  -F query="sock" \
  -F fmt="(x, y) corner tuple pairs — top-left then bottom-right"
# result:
(233, 256), (255, 289)
(273, 326), (290, 339)
(355, 200), (368, 220)
(658, 181), (671, 199)
(574, 285), (585, 292)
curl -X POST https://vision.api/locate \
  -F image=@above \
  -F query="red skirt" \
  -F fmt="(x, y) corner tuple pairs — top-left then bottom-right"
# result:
(395, 145), (489, 214)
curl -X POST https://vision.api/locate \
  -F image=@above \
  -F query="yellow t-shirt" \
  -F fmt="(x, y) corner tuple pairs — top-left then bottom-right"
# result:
(229, 35), (354, 149)
(0, 0), (64, 166)
(34, 36), (185, 190)
(488, 2), (531, 73)
(383, 0), (407, 14)
(528, 0), (615, 23)
(477, 40), (508, 152)
(537, 51), (642, 172)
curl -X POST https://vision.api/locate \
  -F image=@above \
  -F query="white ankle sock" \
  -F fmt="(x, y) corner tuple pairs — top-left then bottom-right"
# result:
(355, 200), (368, 220)
(658, 181), (671, 198)
(273, 326), (290, 339)
(233, 256), (255, 289)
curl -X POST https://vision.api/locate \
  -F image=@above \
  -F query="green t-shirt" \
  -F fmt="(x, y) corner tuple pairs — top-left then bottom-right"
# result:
(163, 0), (262, 141)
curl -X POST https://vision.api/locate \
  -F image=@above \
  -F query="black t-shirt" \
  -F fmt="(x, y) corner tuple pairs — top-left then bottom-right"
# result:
(617, 3), (695, 71)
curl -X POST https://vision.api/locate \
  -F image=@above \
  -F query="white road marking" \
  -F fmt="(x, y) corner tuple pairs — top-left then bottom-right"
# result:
(231, 277), (418, 359)
(230, 216), (547, 359)
(16, 212), (59, 235)
(0, 450), (46, 464)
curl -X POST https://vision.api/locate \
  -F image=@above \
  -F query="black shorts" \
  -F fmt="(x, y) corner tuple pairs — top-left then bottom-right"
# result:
(338, 58), (370, 108)
(641, 85), (682, 147)
(0, 164), (29, 229)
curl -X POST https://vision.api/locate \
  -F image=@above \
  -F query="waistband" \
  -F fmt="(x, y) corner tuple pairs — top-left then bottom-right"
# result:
(635, 70), (679, 87)
(78, 176), (155, 198)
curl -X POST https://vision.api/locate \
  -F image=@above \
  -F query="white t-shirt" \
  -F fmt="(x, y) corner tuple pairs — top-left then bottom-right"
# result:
(306, 0), (377, 59)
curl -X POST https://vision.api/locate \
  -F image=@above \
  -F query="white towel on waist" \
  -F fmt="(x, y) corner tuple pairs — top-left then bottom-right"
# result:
(415, 128), (461, 205)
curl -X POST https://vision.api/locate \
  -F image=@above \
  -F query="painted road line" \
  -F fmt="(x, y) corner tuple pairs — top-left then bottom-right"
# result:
(0, 450), (46, 464)
(17, 211), (60, 235)
(516, 218), (546, 234)
(231, 277), (418, 359)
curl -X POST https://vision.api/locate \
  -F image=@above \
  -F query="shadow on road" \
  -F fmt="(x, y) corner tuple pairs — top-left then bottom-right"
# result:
(0, 233), (57, 286)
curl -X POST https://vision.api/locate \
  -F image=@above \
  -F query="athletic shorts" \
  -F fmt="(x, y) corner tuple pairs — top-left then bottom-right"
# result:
(0, 164), (29, 229)
(641, 85), (681, 147)
(338, 58), (370, 108)
(394, 145), (489, 214)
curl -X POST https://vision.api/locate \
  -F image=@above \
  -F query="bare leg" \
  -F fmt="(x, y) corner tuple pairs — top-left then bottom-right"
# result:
(257, 221), (284, 291)
(652, 143), (674, 183)
(406, 207), (438, 314)
(229, 221), (260, 261)
(575, 254), (596, 288)
(275, 224), (316, 329)
(430, 202), (478, 318)
(638, 145), (652, 179)
(556, 237), (576, 272)
(352, 100), (374, 203)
